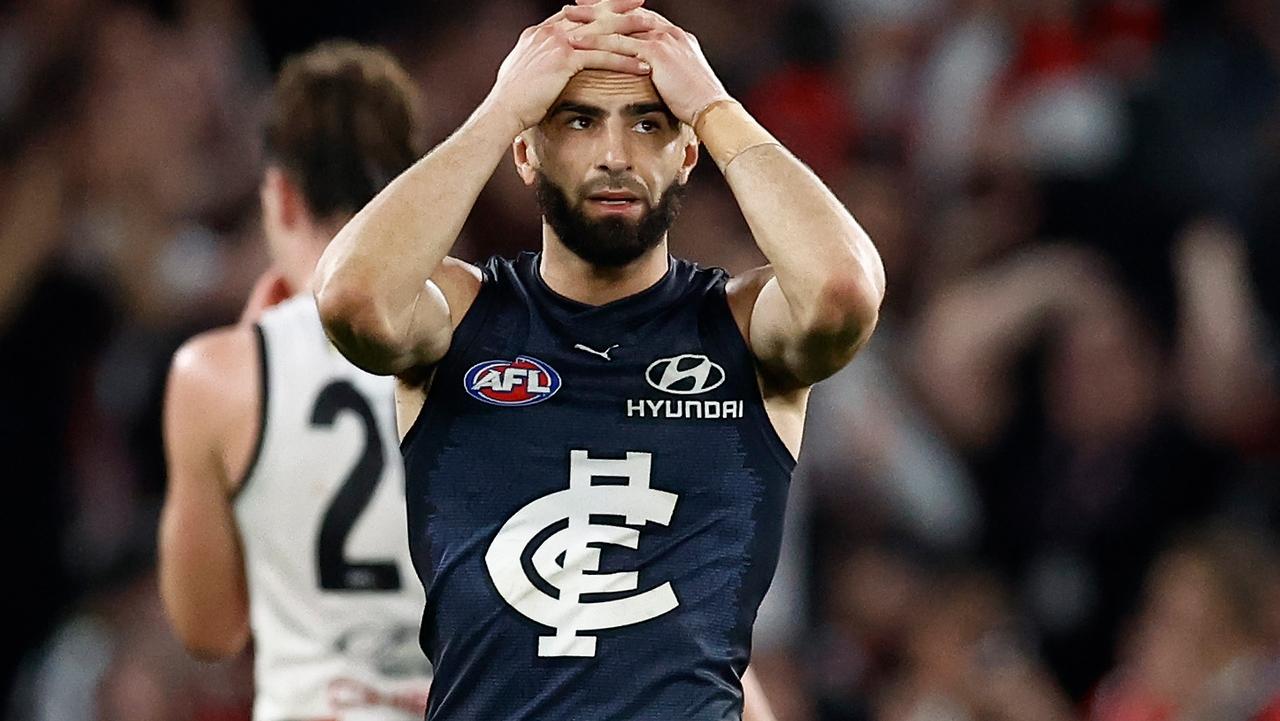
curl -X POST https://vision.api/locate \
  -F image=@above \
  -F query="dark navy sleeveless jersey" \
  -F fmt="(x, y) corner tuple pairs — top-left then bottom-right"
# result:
(402, 252), (796, 721)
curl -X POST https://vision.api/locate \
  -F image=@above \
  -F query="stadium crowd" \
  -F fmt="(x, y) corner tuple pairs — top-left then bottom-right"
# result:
(1, 0), (1279, 718)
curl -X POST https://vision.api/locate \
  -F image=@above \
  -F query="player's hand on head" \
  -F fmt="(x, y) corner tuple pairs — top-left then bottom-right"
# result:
(564, 2), (660, 42)
(487, 0), (652, 131)
(564, 7), (732, 125)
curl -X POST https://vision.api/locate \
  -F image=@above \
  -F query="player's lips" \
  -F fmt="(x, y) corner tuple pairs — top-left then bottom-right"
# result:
(585, 190), (644, 213)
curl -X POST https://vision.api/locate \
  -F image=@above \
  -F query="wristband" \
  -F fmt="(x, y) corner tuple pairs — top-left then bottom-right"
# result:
(693, 99), (781, 171)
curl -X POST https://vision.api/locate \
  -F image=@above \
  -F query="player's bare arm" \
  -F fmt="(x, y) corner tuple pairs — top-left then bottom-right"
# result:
(158, 325), (259, 660)
(568, 4), (886, 389)
(314, 0), (655, 377)
(741, 666), (780, 721)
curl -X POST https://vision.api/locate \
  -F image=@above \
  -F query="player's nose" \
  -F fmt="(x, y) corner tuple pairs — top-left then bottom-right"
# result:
(596, 123), (632, 173)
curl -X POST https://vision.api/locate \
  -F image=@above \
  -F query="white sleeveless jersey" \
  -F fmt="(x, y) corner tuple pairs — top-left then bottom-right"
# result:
(235, 295), (430, 721)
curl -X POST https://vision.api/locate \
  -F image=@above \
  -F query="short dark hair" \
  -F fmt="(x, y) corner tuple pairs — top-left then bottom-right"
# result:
(263, 41), (423, 219)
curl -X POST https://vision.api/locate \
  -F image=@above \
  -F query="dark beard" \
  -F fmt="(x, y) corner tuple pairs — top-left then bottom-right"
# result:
(535, 172), (687, 268)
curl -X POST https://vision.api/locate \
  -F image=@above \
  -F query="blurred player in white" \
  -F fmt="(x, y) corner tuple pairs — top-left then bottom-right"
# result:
(158, 42), (432, 721)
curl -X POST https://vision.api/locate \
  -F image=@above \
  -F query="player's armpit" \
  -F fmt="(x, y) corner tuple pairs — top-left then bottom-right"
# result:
(158, 328), (256, 661)
(728, 267), (877, 391)
(751, 276), (875, 387)
(316, 256), (482, 377)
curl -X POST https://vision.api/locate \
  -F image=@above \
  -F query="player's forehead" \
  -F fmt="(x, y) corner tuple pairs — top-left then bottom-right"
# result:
(554, 70), (666, 114)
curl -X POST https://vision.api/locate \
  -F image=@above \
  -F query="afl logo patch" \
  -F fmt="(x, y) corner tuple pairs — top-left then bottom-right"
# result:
(645, 354), (726, 395)
(465, 356), (562, 407)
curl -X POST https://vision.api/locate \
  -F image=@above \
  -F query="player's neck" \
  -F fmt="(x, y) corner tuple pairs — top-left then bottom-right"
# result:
(284, 228), (336, 295)
(539, 225), (670, 307)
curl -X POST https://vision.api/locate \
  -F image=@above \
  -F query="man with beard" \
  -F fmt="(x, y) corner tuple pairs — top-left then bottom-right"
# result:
(315, 1), (884, 719)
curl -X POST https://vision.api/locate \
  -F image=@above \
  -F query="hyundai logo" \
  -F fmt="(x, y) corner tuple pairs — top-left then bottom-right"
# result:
(645, 355), (726, 395)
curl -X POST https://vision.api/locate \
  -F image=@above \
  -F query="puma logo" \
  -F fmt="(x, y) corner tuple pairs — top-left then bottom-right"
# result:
(573, 343), (620, 361)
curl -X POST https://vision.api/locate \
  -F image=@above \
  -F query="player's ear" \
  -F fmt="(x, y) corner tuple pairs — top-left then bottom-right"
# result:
(677, 126), (699, 184)
(513, 131), (541, 187)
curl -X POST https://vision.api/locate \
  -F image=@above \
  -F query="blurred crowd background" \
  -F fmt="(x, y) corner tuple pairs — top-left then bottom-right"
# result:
(3, 0), (1280, 719)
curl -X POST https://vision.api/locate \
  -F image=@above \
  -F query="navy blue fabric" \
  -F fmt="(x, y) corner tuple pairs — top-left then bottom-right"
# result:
(402, 252), (796, 721)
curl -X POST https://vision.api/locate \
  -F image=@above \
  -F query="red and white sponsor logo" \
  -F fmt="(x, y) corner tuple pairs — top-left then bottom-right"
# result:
(327, 678), (429, 716)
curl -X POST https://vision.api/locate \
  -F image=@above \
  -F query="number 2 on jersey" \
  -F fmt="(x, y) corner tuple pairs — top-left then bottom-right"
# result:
(310, 380), (402, 592)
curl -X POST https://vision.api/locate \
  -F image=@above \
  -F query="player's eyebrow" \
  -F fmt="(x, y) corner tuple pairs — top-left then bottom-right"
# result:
(624, 102), (669, 117)
(549, 101), (605, 118)
(550, 100), (678, 127)
(624, 102), (679, 127)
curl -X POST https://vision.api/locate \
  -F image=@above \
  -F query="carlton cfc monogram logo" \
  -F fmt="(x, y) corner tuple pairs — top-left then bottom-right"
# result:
(484, 451), (680, 657)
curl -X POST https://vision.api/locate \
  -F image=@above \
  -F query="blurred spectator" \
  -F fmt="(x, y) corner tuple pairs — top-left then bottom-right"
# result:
(810, 543), (928, 721)
(0, 133), (114, 704)
(1173, 219), (1279, 454)
(6, 564), (253, 721)
(912, 0), (1014, 191)
(912, 244), (1219, 697)
(804, 162), (981, 554)
(877, 567), (1075, 721)
(1089, 524), (1280, 721)
(1, 0), (266, 705)
(746, 2), (858, 179)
